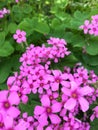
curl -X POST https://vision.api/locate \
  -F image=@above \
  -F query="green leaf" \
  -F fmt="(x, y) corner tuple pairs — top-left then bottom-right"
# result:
(70, 34), (85, 47)
(18, 19), (34, 36)
(34, 21), (50, 34)
(14, 13), (23, 23)
(0, 41), (14, 57)
(0, 32), (5, 47)
(8, 23), (17, 34)
(90, 118), (98, 130)
(51, 18), (61, 29)
(22, 4), (32, 14)
(10, 54), (21, 71)
(19, 94), (40, 115)
(70, 11), (90, 29)
(12, 5), (22, 13)
(0, 83), (7, 90)
(0, 60), (11, 84)
(82, 54), (98, 66)
(86, 40), (98, 55)
(63, 32), (74, 43)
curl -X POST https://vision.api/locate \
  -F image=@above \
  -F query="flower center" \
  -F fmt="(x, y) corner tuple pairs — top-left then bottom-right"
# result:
(0, 122), (4, 128)
(18, 34), (22, 38)
(46, 107), (52, 114)
(49, 95), (53, 100)
(7, 128), (14, 130)
(40, 83), (44, 87)
(3, 101), (10, 109)
(18, 92), (22, 97)
(39, 76), (43, 80)
(30, 84), (33, 88)
(55, 78), (60, 83)
(71, 92), (78, 99)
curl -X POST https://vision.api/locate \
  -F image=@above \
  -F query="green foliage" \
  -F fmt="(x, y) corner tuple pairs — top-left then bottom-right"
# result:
(0, 41), (14, 57)
(19, 93), (40, 115)
(90, 119), (98, 130)
(0, 32), (5, 46)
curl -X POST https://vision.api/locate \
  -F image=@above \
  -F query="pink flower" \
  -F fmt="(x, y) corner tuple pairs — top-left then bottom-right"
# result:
(79, 20), (90, 34)
(90, 106), (98, 121)
(0, 11), (4, 18)
(0, 90), (20, 118)
(13, 29), (26, 44)
(62, 81), (93, 112)
(34, 95), (62, 126)
(15, 0), (19, 3)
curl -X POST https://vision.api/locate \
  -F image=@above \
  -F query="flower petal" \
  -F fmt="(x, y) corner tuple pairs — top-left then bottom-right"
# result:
(80, 86), (93, 96)
(0, 90), (8, 102)
(34, 106), (45, 115)
(62, 87), (70, 96)
(4, 115), (13, 128)
(8, 92), (20, 105)
(41, 95), (50, 107)
(51, 82), (59, 91)
(78, 97), (89, 112)
(70, 81), (78, 91)
(49, 114), (61, 124)
(39, 113), (48, 126)
(52, 70), (61, 76)
(7, 106), (20, 118)
(64, 98), (76, 110)
(52, 102), (62, 113)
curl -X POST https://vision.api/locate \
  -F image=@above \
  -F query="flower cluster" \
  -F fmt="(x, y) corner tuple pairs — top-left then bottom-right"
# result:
(0, 8), (10, 19)
(0, 37), (98, 129)
(79, 14), (98, 36)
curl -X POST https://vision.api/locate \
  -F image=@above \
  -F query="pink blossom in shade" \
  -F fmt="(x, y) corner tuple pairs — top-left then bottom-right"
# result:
(63, 114), (81, 130)
(34, 95), (62, 126)
(62, 81), (93, 112)
(15, 0), (19, 3)
(0, 11), (4, 18)
(90, 106), (98, 121)
(0, 90), (20, 118)
(2, 8), (10, 14)
(79, 20), (90, 34)
(13, 29), (26, 44)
